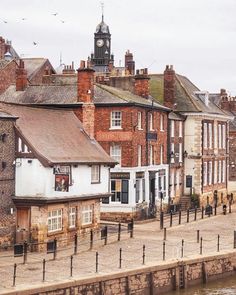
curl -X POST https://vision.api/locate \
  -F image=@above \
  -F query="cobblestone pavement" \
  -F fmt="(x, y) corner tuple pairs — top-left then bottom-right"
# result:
(0, 207), (236, 294)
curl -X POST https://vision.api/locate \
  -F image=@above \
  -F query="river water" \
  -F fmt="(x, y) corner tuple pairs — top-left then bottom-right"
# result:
(166, 275), (236, 295)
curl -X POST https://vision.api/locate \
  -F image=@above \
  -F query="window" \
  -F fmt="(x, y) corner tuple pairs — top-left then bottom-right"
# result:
(203, 123), (208, 149)
(48, 209), (62, 232)
(111, 111), (122, 129)
(222, 124), (226, 149)
(18, 137), (22, 152)
(137, 112), (142, 130)
(82, 205), (93, 225)
(149, 113), (154, 131)
(179, 121), (183, 138)
(218, 160), (222, 183)
(170, 171), (175, 197)
(218, 124), (222, 149)
(171, 120), (175, 138)
(209, 123), (212, 149)
(138, 145), (142, 166)
(203, 162), (208, 186)
(69, 207), (76, 228)
(170, 143), (175, 163)
(222, 160), (226, 183)
(91, 165), (100, 183)
(208, 161), (212, 185)
(110, 145), (121, 165)
(214, 160), (218, 184)
(176, 170), (180, 189)
(160, 145), (164, 164)
(111, 179), (129, 204)
(179, 143), (183, 163)
(135, 179), (141, 203)
(160, 114), (164, 131)
(150, 145), (154, 165)
(214, 124), (218, 149)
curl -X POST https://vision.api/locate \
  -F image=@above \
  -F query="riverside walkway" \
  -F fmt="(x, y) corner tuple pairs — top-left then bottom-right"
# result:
(0, 206), (236, 294)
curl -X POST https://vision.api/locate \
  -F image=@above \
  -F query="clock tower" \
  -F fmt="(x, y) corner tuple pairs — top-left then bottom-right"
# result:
(90, 12), (114, 72)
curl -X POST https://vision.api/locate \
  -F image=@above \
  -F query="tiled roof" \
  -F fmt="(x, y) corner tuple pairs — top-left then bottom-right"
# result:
(0, 103), (116, 166)
(22, 58), (55, 81)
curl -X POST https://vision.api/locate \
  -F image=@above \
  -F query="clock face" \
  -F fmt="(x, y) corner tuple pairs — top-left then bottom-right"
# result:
(96, 39), (104, 47)
(106, 40), (110, 47)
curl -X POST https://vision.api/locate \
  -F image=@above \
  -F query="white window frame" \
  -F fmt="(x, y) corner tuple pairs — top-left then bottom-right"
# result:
(176, 170), (180, 190)
(110, 145), (121, 165)
(218, 124), (222, 149)
(138, 145), (142, 166)
(179, 121), (183, 138)
(203, 162), (208, 186)
(69, 207), (76, 228)
(203, 122), (208, 149)
(214, 160), (218, 184)
(149, 113), (154, 131)
(82, 204), (93, 225)
(218, 160), (222, 183)
(214, 123), (218, 149)
(171, 171), (175, 197)
(91, 165), (100, 183)
(48, 209), (62, 232)
(179, 143), (183, 163)
(222, 124), (226, 149)
(110, 111), (122, 129)
(171, 120), (175, 138)
(171, 143), (175, 164)
(160, 145), (164, 165)
(222, 160), (226, 183)
(209, 123), (212, 149)
(150, 145), (154, 165)
(208, 161), (212, 185)
(160, 114), (164, 131)
(137, 112), (142, 130)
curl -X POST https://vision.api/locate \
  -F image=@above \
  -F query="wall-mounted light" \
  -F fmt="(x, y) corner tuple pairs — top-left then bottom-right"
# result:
(183, 150), (188, 158)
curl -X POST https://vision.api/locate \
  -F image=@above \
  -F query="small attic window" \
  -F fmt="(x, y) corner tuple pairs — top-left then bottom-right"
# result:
(194, 91), (209, 106)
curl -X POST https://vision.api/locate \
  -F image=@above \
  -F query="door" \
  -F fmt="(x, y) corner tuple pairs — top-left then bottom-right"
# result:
(16, 208), (30, 243)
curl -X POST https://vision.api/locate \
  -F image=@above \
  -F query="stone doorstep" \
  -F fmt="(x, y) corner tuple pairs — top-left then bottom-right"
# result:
(2, 250), (236, 295)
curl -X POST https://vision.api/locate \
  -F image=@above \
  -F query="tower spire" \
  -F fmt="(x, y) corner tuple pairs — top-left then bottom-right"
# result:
(101, 1), (104, 21)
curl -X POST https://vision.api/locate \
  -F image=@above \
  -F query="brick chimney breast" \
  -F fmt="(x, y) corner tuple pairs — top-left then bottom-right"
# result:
(134, 68), (150, 99)
(164, 65), (175, 108)
(16, 60), (27, 91)
(77, 60), (95, 103)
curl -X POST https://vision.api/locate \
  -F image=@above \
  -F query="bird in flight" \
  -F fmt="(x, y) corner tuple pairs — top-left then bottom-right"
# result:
(52, 13), (58, 16)
(61, 20), (65, 23)
(3, 20), (7, 23)
(22, 18), (26, 21)
(33, 42), (37, 46)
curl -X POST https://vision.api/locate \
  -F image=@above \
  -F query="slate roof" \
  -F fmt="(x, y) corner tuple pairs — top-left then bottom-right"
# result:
(0, 103), (116, 166)
(22, 58), (56, 81)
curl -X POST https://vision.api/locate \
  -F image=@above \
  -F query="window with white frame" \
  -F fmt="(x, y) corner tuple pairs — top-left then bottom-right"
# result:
(171, 171), (175, 197)
(160, 145), (164, 164)
(110, 145), (121, 165)
(137, 112), (142, 130)
(203, 162), (208, 186)
(179, 143), (183, 163)
(160, 114), (164, 131)
(218, 160), (222, 183)
(203, 123), (208, 149)
(48, 209), (62, 232)
(149, 113), (154, 131)
(214, 160), (218, 184)
(69, 207), (76, 228)
(138, 145), (142, 166)
(209, 123), (212, 149)
(150, 145), (154, 165)
(111, 111), (122, 129)
(82, 204), (93, 225)
(222, 160), (226, 183)
(208, 161), (212, 185)
(91, 165), (100, 183)
(176, 170), (180, 189)
(214, 123), (218, 149)
(171, 120), (175, 138)
(179, 121), (183, 138)
(218, 124), (222, 149)
(222, 124), (226, 149)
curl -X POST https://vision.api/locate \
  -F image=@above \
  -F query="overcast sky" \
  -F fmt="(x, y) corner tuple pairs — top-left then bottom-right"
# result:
(1, 0), (236, 94)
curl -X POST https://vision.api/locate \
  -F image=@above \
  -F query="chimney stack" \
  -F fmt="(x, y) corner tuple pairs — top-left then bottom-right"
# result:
(134, 68), (150, 98)
(77, 61), (95, 139)
(16, 60), (27, 91)
(125, 50), (135, 75)
(164, 65), (175, 108)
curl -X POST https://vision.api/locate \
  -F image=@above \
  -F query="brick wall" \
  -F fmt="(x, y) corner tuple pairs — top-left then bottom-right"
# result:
(0, 119), (16, 246)
(0, 60), (16, 94)
(229, 130), (236, 181)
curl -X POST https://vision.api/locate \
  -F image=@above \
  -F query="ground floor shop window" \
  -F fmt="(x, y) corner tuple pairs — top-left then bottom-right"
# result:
(111, 179), (129, 204)
(69, 207), (76, 228)
(82, 205), (93, 225)
(48, 209), (62, 232)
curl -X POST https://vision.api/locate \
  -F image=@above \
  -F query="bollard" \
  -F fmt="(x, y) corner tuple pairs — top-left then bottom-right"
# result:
(214, 204), (217, 216)
(181, 239), (184, 258)
(70, 255), (73, 277)
(104, 226), (108, 245)
(234, 231), (236, 249)
(187, 209), (189, 223)
(42, 259), (46, 282)
(130, 219), (134, 238)
(201, 207), (204, 219)
(229, 201), (232, 214)
(90, 229), (94, 249)
(170, 211), (173, 227)
(197, 230), (200, 243)
(53, 238), (57, 260)
(74, 233), (78, 255)
(23, 241), (27, 264)
(12, 263), (17, 287)
(163, 241), (166, 261)
(118, 223), (121, 241)
(143, 245), (146, 265)
(96, 252), (99, 273)
(217, 235), (220, 252)
(163, 227), (167, 241)
(160, 211), (164, 230)
(200, 237), (203, 255)
(194, 207), (197, 221)
(119, 248), (122, 269)
(179, 210), (182, 225)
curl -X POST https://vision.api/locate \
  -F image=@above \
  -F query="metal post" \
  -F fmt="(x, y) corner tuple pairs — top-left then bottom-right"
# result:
(96, 252), (99, 273)
(200, 237), (203, 255)
(119, 248), (122, 269)
(187, 209), (189, 223)
(74, 233), (78, 255)
(70, 255), (73, 277)
(201, 206), (204, 219)
(23, 241), (27, 264)
(163, 241), (166, 261)
(53, 238), (57, 260)
(181, 239), (184, 258)
(229, 201), (232, 214)
(104, 226), (108, 245)
(12, 263), (17, 287)
(234, 231), (236, 249)
(42, 259), (46, 282)
(131, 219), (134, 238)
(179, 210), (181, 225)
(194, 207), (197, 221)
(118, 223), (121, 241)
(90, 229), (93, 249)
(143, 245), (145, 265)
(214, 204), (217, 216)
(163, 227), (167, 241)
(197, 230), (200, 243)
(217, 235), (220, 252)
(160, 211), (164, 230)
(170, 211), (173, 227)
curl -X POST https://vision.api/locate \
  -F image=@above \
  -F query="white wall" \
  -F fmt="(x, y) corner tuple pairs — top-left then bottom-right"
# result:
(15, 158), (110, 197)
